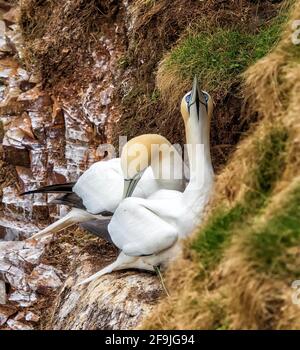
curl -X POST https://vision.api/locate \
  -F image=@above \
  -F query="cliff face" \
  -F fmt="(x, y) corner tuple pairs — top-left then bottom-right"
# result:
(0, 0), (165, 330)
(1, 0), (274, 239)
(0, 1), (130, 240)
(0, 0), (292, 330)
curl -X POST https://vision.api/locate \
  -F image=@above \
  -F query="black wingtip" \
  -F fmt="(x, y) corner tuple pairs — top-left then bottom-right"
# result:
(20, 183), (76, 196)
(20, 189), (40, 196)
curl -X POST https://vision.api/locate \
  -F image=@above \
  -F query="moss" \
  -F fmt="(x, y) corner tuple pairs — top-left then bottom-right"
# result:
(192, 204), (245, 269)
(142, 2), (300, 330)
(164, 13), (288, 95)
(150, 89), (160, 102)
(249, 185), (300, 278)
(249, 128), (288, 198)
(118, 56), (131, 70)
(192, 127), (288, 270)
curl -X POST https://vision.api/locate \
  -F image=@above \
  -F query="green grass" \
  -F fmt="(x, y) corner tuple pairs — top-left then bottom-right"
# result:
(150, 89), (160, 102)
(165, 13), (288, 94)
(249, 185), (300, 278)
(192, 128), (288, 270)
(250, 129), (288, 197)
(192, 204), (245, 269)
(118, 56), (131, 69)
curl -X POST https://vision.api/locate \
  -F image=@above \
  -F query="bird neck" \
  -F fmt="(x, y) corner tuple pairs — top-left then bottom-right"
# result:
(184, 112), (214, 200)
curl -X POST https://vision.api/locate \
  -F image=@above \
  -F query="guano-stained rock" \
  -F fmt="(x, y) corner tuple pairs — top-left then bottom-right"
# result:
(0, 0), (164, 331)
(7, 318), (33, 330)
(48, 270), (162, 330)
(27, 264), (64, 295)
(0, 279), (6, 304)
(0, 304), (16, 326)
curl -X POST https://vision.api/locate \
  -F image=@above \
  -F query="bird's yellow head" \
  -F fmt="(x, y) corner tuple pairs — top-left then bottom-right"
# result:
(120, 134), (171, 198)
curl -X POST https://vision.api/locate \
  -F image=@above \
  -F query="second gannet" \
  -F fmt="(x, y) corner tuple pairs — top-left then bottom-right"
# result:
(22, 134), (185, 240)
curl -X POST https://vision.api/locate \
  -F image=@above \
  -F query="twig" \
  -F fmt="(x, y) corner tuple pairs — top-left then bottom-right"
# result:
(154, 266), (170, 297)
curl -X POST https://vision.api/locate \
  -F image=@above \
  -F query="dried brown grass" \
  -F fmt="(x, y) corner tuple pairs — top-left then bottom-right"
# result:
(19, 0), (118, 85)
(156, 0), (283, 110)
(113, 0), (282, 172)
(142, 0), (300, 330)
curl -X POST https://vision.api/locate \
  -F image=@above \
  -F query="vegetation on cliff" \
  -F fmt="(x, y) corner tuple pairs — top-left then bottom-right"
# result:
(143, 0), (300, 330)
(2, 0), (299, 330)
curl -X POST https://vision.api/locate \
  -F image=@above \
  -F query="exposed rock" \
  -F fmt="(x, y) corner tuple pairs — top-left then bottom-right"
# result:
(0, 1), (164, 331)
(0, 216), (41, 241)
(9, 290), (37, 308)
(42, 235), (163, 330)
(14, 311), (25, 321)
(2, 144), (30, 167)
(5, 24), (23, 58)
(0, 238), (61, 308)
(15, 166), (33, 191)
(49, 271), (162, 330)
(0, 1), (12, 12)
(0, 279), (6, 304)
(0, 228), (162, 330)
(0, 21), (12, 55)
(7, 318), (33, 330)
(13, 310), (39, 324)
(27, 264), (64, 295)
(2, 7), (19, 24)
(0, 2), (126, 227)
(25, 311), (39, 323)
(0, 304), (16, 326)
(0, 227), (5, 240)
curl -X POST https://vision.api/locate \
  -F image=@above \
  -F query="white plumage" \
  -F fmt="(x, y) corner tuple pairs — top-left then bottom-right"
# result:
(27, 135), (185, 240)
(78, 77), (215, 286)
(73, 157), (184, 215)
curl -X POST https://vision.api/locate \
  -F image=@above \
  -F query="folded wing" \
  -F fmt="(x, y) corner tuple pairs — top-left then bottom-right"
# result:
(108, 197), (178, 257)
(73, 158), (124, 214)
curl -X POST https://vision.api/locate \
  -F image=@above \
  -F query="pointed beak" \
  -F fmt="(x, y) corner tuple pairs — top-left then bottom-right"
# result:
(123, 179), (138, 198)
(122, 170), (145, 199)
(189, 76), (208, 120)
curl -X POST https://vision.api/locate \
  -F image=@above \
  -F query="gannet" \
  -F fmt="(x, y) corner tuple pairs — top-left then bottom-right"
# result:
(77, 77), (214, 286)
(21, 135), (185, 240)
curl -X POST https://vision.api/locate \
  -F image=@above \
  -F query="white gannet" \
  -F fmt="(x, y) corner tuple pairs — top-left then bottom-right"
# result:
(77, 77), (214, 286)
(21, 134), (185, 240)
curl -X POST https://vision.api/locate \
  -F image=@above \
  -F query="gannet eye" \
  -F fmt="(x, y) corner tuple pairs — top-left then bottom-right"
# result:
(185, 93), (192, 106)
(203, 92), (209, 103)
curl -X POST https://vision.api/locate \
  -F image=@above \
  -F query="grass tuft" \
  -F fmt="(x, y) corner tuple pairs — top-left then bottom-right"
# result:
(142, 1), (300, 330)
(192, 127), (288, 270)
(163, 14), (288, 98)
(192, 204), (244, 270)
(249, 185), (300, 278)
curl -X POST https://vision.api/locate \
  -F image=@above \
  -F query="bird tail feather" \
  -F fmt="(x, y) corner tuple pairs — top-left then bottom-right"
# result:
(20, 183), (75, 196)
(29, 208), (94, 240)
